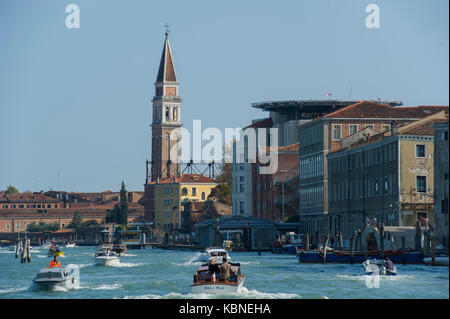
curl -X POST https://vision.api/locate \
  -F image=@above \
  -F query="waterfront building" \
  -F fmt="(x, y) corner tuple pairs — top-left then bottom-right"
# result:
(252, 143), (299, 222)
(327, 110), (448, 242)
(0, 193), (61, 210)
(231, 118), (273, 217)
(433, 120), (449, 250)
(194, 215), (275, 250)
(298, 101), (448, 240)
(145, 174), (217, 231)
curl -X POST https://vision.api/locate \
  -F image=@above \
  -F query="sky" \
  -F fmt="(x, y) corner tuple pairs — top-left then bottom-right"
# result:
(0, 0), (448, 193)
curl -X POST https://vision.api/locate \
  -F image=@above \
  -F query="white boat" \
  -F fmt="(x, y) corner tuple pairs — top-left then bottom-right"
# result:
(198, 248), (231, 264)
(63, 242), (76, 248)
(423, 256), (449, 266)
(191, 263), (245, 294)
(94, 247), (119, 266)
(363, 259), (397, 276)
(41, 241), (53, 247)
(32, 264), (80, 291)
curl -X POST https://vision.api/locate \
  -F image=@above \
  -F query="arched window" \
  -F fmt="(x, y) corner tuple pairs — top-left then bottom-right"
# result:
(173, 107), (177, 122)
(181, 187), (188, 195)
(201, 192), (206, 200)
(165, 107), (170, 121)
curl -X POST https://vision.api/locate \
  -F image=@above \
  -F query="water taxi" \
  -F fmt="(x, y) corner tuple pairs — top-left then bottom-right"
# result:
(32, 264), (80, 291)
(191, 262), (245, 294)
(94, 247), (119, 266)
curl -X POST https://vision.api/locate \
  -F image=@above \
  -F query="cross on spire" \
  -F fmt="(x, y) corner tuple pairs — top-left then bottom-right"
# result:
(164, 23), (170, 36)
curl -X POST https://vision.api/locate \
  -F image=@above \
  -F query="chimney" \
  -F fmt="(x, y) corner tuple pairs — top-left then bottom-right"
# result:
(392, 124), (399, 135)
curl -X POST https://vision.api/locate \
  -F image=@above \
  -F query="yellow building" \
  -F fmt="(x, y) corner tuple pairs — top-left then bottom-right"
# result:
(150, 174), (217, 230)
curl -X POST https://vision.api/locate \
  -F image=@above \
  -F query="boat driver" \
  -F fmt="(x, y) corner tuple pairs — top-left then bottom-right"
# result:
(385, 257), (394, 271)
(49, 254), (61, 268)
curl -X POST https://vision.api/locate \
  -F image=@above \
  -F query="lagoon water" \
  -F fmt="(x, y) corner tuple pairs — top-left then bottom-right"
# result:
(0, 246), (448, 299)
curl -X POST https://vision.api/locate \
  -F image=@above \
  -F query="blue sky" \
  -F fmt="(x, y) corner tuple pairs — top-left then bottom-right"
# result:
(0, 0), (448, 192)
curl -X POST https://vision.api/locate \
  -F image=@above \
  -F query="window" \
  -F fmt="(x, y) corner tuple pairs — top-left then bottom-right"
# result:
(332, 125), (341, 140)
(165, 107), (170, 121)
(349, 124), (358, 135)
(416, 176), (427, 192)
(181, 187), (188, 195)
(416, 144), (426, 158)
(6, 224), (10, 230)
(366, 124), (374, 129)
(239, 184), (245, 192)
(19, 205), (24, 208)
(2, 205), (8, 208)
(16, 223), (20, 230)
(444, 131), (449, 141)
(47, 205), (51, 208)
(201, 192), (206, 200)
(192, 188), (197, 196)
(417, 212), (428, 220)
(239, 201), (245, 214)
(11, 205), (16, 208)
(382, 124), (390, 132)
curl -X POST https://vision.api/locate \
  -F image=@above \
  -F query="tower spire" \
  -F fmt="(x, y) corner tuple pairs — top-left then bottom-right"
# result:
(156, 25), (177, 84)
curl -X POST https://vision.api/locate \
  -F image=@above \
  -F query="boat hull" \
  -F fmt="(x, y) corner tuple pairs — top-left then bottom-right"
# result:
(94, 256), (119, 266)
(191, 279), (244, 294)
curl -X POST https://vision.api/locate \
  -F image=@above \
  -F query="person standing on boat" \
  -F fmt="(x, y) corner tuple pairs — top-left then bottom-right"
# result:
(208, 258), (219, 282)
(219, 257), (234, 282)
(385, 257), (394, 271)
(49, 254), (61, 268)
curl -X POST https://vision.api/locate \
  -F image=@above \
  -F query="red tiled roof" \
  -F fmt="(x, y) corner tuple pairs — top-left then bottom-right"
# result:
(401, 118), (449, 136)
(322, 101), (448, 119)
(0, 193), (60, 203)
(148, 174), (217, 185)
(244, 117), (273, 129)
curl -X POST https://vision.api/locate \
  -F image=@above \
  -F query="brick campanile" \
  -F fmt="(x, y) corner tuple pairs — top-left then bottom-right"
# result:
(150, 30), (182, 181)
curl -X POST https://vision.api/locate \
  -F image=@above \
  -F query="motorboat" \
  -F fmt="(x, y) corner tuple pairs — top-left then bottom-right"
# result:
(94, 247), (119, 266)
(63, 242), (76, 248)
(363, 259), (397, 276)
(191, 262), (245, 294)
(32, 264), (80, 291)
(198, 248), (231, 263)
(47, 245), (64, 257)
(41, 241), (53, 247)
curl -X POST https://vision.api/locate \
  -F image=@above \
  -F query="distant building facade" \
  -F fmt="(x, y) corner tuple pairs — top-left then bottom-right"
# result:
(298, 101), (448, 238)
(327, 111), (448, 241)
(145, 174), (217, 231)
(433, 121), (449, 248)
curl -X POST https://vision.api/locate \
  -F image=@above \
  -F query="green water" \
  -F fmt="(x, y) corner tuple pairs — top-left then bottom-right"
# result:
(0, 246), (448, 299)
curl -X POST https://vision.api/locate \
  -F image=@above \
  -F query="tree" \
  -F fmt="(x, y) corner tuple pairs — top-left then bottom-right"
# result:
(208, 183), (232, 205)
(4, 185), (19, 194)
(68, 211), (82, 228)
(208, 163), (232, 205)
(119, 181), (128, 226)
(105, 204), (121, 224)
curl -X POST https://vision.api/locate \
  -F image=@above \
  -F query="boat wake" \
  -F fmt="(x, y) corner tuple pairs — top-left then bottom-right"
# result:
(86, 283), (123, 290)
(336, 274), (415, 281)
(121, 288), (301, 299)
(109, 261), (145, 268)
(0, 286), (29, 294)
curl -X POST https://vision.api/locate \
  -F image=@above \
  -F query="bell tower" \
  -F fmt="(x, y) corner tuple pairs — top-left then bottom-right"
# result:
(150, 28), (182, 181)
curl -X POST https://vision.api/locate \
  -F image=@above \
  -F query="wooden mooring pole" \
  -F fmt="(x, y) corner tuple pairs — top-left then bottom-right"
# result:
(322, 233), (330, 264)
(379, 223), (385, 259)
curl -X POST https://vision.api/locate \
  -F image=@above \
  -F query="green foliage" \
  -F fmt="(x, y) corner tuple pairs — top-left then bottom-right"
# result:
(4, 185), (19, 194)
(104, 181), (129, 226)
(216, 163), (232, 188)
(120, 181), (128, 226)
(81, 220), (99, 227)
(208, 183), (232, 205)
(27, 221), (60, 232)
(68, 211), (82, 228)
